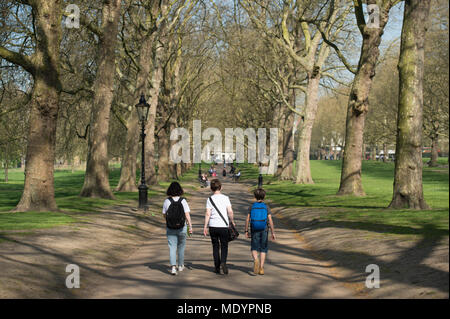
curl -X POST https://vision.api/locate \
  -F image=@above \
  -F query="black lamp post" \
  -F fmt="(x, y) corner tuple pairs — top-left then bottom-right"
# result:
(258, 161), (263, 188)
(136, 94), (150, 209)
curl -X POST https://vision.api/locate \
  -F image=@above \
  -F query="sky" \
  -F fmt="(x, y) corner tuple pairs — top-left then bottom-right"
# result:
(381, 2), (404, 50)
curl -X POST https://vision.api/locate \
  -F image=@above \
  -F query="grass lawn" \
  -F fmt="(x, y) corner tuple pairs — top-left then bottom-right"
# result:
(0, 166), (195, 231)
(245, 159), (449, 235)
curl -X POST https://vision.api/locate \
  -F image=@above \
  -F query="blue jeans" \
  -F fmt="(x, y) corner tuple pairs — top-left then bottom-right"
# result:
(167, 225), (187, 266)
(251, 230), (269, 253)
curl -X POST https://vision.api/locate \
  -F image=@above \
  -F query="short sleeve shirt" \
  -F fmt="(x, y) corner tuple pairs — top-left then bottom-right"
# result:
(206, 194), (232, 228)
(162, 196), (190, 215)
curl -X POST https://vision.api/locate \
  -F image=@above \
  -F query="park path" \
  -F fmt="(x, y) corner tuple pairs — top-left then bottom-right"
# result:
(90, 167), (356, 298)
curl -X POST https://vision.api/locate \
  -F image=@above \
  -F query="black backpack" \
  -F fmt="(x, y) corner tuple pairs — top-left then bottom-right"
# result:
(165, 197), (186, 229)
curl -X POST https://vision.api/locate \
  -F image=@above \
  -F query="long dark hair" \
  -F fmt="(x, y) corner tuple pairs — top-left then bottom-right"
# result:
(166, 182), (184, 196)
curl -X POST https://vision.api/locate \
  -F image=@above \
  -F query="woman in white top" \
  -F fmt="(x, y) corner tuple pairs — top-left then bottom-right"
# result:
(203, 179), (235, 274)
(163, 182), (193, 275)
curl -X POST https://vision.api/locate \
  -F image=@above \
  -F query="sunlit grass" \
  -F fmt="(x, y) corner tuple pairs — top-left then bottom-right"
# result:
(247, 159), (449, 234)
(0, 165), (198, 230)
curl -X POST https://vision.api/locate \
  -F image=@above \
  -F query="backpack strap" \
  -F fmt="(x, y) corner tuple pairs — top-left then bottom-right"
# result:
(168, 197), (184, 203)
(209, 196), (228, 227)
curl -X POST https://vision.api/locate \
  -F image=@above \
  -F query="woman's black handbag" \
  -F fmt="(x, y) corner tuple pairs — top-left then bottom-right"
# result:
(227, 222), (239, 241)
(209, 197), (239, 242)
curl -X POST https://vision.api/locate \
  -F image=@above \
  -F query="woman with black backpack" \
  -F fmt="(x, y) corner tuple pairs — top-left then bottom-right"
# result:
(163, 182), (193, 275)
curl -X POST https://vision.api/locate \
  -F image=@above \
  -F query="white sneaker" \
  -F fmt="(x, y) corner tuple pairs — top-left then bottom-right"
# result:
(178, 265), (185, 272)
(171, 266), (177, 275)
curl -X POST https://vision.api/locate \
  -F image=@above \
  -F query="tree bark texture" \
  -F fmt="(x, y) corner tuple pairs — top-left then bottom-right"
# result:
(389, 0), (431, 209)
(81, 0), (121, 199)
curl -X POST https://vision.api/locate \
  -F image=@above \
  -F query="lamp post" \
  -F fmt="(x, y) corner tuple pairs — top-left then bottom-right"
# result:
(258, 161), (263, 188)
(135, 94), (150, 209)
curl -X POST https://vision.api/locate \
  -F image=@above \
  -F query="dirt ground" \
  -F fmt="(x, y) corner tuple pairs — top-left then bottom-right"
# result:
(270, 205), (449, 298)
(0, 195), (167, 298)
(0, 178), (448, 299)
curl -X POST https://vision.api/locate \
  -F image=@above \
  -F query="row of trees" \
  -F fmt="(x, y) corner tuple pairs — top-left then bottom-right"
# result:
(199, 0), (446, 209)
(0, 0), (213, 211)
(0, 0), (448, 212)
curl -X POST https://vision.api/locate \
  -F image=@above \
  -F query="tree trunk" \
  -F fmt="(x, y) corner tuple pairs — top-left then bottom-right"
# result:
(116, 109), (139, 192)
(4, 160), (8, 183)
(274, 105), (284, 178)
(13, 0), (62, 212)
(383, 143), (388, 162)
(80, 0), (121, 199)
(168, 114), (179, 180)
(168, 42), (182, 180)
(429, 134), (439, 167)
(116, 34), (156, 192)
(145, 58), (164, 185)
(157, 127), (171, 181)
(389, 0), (431, 210)
(280, 111), (295, 180)
(295, 74), (320, 184)
(338, 28), (387, 196)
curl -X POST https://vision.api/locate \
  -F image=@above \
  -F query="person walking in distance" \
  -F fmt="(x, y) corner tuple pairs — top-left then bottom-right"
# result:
(203, 179), (235, 274)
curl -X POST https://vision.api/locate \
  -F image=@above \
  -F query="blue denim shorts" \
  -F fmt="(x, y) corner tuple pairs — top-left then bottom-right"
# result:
(251, 229), (269, 253)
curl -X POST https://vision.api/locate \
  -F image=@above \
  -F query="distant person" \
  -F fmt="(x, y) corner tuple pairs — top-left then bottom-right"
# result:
(233, 170), (241, 182)
(212, 168), (217, 177)
(222, 167), (227, 177)
(162, 182), (193, 275)
(203, 179), (235, 274)
(229, 164), (235, 175)
(245, 188), (276, 275)
(203, 173), (211, 187)
(201, 173), (208, 188)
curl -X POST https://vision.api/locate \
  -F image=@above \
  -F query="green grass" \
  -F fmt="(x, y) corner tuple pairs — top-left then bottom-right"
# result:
(422, 157), (448, 165)
(0, 165), (197, 231)
(0, 212), (76, 231)
(252, 159), (449, 235)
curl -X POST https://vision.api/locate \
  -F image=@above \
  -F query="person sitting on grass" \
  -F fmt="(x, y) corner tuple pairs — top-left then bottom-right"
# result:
(245, 188), (276, 275)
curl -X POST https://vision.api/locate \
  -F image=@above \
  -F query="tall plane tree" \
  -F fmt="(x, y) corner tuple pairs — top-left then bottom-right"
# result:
(116, 0), (168, 191)
(337, 0), (400, 196)
(0, 0), (62, 211)
(389, 0), (431, 209)
(80, 0), (122, 198)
